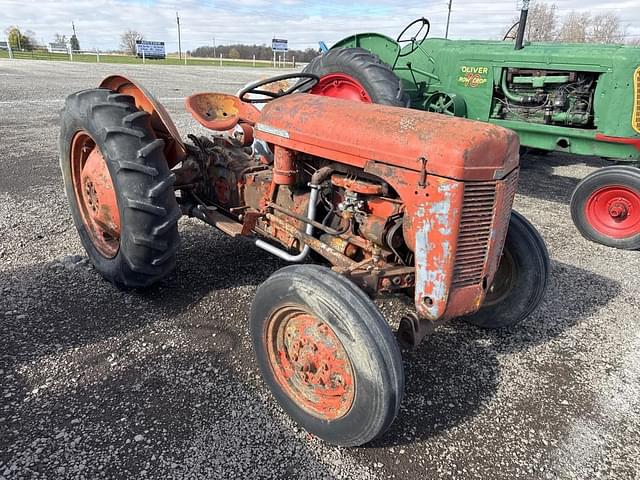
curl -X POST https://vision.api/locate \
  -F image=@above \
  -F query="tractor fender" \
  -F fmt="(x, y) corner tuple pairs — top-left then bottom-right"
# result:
(330, 33), (400, 67)
(99, 75), (187, 167)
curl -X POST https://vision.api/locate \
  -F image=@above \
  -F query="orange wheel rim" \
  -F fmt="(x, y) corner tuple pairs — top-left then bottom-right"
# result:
(70, 131), (121, 258)
(266, 306), (355, 420)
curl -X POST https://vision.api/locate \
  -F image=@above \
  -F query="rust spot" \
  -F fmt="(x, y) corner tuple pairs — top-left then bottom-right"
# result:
(265, 308), (354, 420)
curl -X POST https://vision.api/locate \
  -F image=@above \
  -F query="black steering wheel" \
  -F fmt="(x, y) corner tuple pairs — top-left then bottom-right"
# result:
(503, 21), (520, 41)
(396, 17), (431, 57)
(238, 73), (320, 104)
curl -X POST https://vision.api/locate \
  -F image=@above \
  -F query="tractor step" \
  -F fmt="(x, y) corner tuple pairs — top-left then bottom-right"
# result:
(183, 204), (244, 237)
(201, 208), (243, 237)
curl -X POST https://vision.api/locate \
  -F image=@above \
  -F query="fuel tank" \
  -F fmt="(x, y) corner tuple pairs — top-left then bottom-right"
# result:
(256, 94), (519, 181)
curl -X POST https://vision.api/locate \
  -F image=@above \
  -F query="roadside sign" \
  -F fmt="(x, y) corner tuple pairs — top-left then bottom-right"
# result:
(272, 38), (288, 52)
(135, 40), (166, 59)
(48, 42), (68, 53)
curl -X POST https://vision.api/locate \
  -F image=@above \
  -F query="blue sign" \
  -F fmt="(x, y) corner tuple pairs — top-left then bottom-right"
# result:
(135, 40), (166, 59)
(272, 38), (288, 52)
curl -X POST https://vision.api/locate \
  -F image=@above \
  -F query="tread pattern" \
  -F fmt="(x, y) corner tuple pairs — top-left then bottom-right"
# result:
(60, 88), (181, 288)
(303, 47), (409, 107)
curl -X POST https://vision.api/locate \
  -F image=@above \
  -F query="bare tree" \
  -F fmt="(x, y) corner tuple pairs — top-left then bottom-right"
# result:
(557, 11), (590, 43)
(53, 33), (67, 45)
(120, 30), (143, 55)
(590, 13), (626, 44)
(526, 3), (558, 41)
(504, 2), (629, 44)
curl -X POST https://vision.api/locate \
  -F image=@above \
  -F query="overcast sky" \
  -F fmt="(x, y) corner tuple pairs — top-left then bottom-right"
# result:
(2, 0), (639, 52)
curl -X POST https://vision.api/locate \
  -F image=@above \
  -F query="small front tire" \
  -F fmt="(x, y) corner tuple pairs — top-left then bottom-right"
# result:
(464, 211), (550, 329)
(570, 166), (640, 250)
(250, 265), (404, 446)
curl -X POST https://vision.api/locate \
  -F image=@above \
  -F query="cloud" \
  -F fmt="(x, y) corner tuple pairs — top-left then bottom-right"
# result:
(1, 0), (638, 51)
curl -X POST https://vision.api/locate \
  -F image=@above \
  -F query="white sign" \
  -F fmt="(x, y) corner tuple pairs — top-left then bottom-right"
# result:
(272, 38), (288, 52)
(48, 42), (67, 53)
(135, 40), (166, 59)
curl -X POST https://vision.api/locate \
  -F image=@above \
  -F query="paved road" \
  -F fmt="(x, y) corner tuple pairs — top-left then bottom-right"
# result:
(1, 60), (639, 480)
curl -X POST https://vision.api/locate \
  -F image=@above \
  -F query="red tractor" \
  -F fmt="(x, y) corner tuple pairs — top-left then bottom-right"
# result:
(59, 73), (549, 446)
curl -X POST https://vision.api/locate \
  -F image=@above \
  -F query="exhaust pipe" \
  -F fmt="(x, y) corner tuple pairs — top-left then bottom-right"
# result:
(515, 0), (530, 50)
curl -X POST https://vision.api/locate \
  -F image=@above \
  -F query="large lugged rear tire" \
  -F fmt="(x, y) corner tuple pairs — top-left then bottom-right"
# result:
(250, 265), (404, 447)
(463, 211), (550, 329)
(59, 88), (181, 288)
(303, 47), (409, 107)
(570, 166), (640, 250)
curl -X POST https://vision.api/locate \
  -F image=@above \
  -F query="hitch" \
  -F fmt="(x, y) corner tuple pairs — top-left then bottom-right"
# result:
(397, 312), (438, 349)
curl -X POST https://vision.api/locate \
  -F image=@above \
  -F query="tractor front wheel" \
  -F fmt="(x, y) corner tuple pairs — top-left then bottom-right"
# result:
(59, 88), (181, 288)
(463, 211), (550, 329)
(303, 48), (409, 107)
(250, 265), (404, 446)
(570, 166), (640, 250)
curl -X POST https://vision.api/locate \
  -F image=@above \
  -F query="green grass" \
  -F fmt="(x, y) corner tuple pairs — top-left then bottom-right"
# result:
(0, 49), (275, 68)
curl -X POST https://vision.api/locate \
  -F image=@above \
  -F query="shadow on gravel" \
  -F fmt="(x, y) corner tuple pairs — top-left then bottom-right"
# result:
(139, 225), (285, 315)
(517, 152), (608, 205)
(367, 259), (620, 448)
(0, 224), (283, 363)
(482, 260), (621, 354)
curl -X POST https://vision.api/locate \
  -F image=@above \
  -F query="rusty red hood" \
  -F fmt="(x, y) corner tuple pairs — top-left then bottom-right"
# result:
(256, 94), (519, 181)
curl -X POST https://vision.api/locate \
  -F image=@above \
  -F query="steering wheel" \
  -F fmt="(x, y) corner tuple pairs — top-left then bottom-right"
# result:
(396, 17), (431, 57)
(503, 22), (520, 41)
(238, 73), (319, 104)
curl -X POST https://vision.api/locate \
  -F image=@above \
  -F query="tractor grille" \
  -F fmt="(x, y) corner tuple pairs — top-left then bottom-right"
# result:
(634, 66), (640, 134)
(452, 172), (518, 288)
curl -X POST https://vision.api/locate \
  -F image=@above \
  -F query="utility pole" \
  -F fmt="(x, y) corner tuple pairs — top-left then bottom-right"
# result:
(72, 21), (77, 37)
(445, 0), (453, 39)
(213, 37), (216, 58)
(176, 11), (182, 60)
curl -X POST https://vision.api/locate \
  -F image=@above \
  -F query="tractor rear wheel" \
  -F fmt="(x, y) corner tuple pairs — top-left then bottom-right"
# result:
(570, 166), (640, 250)
(303, 47), (409, 107)
(250, 265), (404, 446)
(59, 88), (181, 288)
(463, 211), (549, 329)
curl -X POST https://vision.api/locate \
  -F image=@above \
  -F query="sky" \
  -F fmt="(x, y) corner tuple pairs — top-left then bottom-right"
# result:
(2, 0), (639, 52)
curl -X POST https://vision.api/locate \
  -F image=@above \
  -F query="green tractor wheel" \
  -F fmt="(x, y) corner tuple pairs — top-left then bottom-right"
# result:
(425, 92), (466, 117)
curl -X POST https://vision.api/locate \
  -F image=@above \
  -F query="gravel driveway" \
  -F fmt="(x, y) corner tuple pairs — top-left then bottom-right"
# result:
(1, 59), (639, 480)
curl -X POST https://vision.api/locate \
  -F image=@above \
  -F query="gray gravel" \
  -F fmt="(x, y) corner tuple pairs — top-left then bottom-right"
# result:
(1, 59), (639, 480)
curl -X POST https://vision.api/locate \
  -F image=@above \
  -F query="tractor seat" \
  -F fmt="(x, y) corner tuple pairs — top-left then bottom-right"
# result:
(185, 93), (260, 131)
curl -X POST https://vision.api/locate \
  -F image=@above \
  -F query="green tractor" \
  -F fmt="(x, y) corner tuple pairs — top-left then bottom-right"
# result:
(303, 17), (640, 249)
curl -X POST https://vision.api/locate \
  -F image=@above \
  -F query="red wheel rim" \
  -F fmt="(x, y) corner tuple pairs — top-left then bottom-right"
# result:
(309, 73), (372, 103)
(70, 131), (121, 258)
(266, 306), (355, 420)
(585, 185), (640, 239)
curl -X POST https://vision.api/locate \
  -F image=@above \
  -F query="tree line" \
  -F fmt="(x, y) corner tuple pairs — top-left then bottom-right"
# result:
(189, 44), (319, 62)
(506, 2), (638, 44)
(5, 26), (80, 51)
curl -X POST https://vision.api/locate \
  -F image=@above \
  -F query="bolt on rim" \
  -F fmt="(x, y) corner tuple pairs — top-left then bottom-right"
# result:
(266, 306), (355, 420)
(585, 184), (640, 239)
